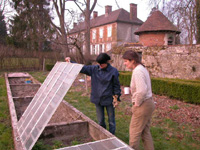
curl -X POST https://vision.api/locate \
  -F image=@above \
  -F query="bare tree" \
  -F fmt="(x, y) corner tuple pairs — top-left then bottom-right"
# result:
(74, 0), (97, 56)
(114, 0), (120, 8)
(196, 0), (200, 44)
(68, 32), (86, 63)
(148, 0), (198, 44)
(50, 0), (77, 58)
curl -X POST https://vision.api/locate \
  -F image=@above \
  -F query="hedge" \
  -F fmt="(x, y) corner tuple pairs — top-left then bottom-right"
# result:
(119, 71), (200, 104)
(45, 64), (54, 71)
(151, 78), (200, 104)
(119, 71), (132, 86)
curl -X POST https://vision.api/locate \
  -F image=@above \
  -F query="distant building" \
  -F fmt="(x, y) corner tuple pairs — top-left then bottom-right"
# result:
(69, 3), (143, 55)
(135, 10), (181, 46)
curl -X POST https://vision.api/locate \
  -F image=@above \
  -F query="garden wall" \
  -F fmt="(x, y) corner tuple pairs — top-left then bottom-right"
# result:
(111, 44), (200, 80)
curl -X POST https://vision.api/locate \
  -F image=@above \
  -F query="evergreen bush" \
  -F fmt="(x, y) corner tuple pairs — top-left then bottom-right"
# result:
(119, 71), (200, 104)
(45, 64), (54, 71)
(119, 71), (132, 86)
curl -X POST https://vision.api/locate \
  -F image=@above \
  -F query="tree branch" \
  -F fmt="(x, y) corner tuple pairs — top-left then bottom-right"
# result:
(115, 0), (120, 9)
(53, 0), (61, 18)
(74, 1), (84, 14)
(90, 0), (97, 15)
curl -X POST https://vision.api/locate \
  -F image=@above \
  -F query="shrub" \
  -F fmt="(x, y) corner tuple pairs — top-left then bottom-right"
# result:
(45, 64), (54, 71)
(119, 71), (200, 104)
(151, 78), (200, 104)
(119, 71), (132, 86)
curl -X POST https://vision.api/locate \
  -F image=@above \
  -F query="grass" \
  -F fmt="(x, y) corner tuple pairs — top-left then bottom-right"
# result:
(0, 71), (200, 150)
(0, 73), (14, 150)
(169, 105), (180, 110)
(60, 73), (200, 150)
(29, 71), (49, 83)
(66, 87), (200, 150)
(152, 119), (200, 150)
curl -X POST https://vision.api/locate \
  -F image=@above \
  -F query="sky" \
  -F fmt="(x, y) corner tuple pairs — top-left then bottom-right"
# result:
(4, 0), (152, 30)
(66, 0), (151, 22)
(94, 0), (151, 22)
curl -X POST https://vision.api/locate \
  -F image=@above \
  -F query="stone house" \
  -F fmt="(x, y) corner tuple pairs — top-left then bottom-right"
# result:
(69, 3), (143, 55)
(135, 10), (181, 46)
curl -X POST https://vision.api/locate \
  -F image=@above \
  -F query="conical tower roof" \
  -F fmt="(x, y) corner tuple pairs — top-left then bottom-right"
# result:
(135, 10), (181, 35)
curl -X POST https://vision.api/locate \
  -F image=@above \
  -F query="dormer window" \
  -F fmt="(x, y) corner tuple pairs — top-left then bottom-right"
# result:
(168, 36), (173, 45)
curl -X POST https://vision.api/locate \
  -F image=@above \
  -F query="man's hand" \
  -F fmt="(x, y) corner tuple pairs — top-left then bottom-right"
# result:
(113, 95), (120, 108)
(65, 57), (71, 63)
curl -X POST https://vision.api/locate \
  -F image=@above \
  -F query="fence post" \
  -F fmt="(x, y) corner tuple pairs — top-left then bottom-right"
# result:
(43, 58), (45, 71)
(84, 74), (88, 93)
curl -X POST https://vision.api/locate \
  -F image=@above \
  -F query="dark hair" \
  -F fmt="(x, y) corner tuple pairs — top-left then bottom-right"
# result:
(96, 53), (111, 64)
(122, 50), (144, 66)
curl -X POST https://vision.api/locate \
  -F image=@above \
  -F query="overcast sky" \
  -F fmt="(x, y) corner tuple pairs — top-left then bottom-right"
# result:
(4, 0), (151, 30)
(66, 0), (151, 22)
(94, 0), (151, 22)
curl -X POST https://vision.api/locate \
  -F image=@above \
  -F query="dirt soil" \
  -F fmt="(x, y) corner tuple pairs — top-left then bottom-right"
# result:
(121, 90), (200, 128)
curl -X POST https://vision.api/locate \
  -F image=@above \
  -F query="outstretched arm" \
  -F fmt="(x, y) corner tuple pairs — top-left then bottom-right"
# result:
(65, 57), (94, 76)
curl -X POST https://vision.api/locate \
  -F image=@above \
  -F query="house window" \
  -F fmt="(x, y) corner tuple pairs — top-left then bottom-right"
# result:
(99, 44), (102, 53)
(107, 43), (111, 51)
(92, 29), (96, 40)
(99, 28), (103, 38)
(92, 45), (95, 54)
(102, 44), (105, 52)
(168, 36), (173, 45)
(95, 45), (98, 55)
(107, 26), (112, 37)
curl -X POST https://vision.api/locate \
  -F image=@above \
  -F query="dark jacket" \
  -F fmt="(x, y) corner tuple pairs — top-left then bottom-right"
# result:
(80, 63), (121, 106)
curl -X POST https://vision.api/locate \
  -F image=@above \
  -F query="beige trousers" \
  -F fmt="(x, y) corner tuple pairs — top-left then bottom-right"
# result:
(129, 98), (155, 150)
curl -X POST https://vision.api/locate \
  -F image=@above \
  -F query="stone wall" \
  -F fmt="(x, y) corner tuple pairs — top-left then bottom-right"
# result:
(111, 45), (200, 80)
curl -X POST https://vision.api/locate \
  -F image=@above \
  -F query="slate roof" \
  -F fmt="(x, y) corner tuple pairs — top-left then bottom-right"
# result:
(135, 10), (181, 35)
(69, 8), (143, 34)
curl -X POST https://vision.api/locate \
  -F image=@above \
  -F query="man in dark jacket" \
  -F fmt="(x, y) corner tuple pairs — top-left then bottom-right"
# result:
(66, 53), (121, 134)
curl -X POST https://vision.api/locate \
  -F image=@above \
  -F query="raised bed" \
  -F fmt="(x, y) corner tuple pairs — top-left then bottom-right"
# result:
(5, 72), (132, 150)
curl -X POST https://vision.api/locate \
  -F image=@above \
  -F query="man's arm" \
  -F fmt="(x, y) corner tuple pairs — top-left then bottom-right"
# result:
(80, 65), (94, 76)
(113, 70), (121, 99)
(65, 57), (93, 76)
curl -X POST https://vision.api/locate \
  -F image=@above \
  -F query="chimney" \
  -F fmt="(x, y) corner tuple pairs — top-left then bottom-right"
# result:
(73, 22), (77, 28)
(130, 3), (137, 20)
(105, 5), (112, 17)
(93, 11), (98, 19)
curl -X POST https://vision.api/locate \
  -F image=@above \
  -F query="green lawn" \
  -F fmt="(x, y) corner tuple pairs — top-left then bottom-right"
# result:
(0, 73), (14, 150)
(65, 89), (200, 150)
(0, 71), (199, 150)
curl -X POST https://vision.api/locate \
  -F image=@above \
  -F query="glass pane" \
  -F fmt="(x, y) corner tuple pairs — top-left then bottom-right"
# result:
(17, 62), (83, 150)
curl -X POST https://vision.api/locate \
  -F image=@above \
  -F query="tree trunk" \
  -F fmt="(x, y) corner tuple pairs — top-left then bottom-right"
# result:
(196, 0), (200, 44)
(38, 1), (44, 70)
(85, 0), (91, 56)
